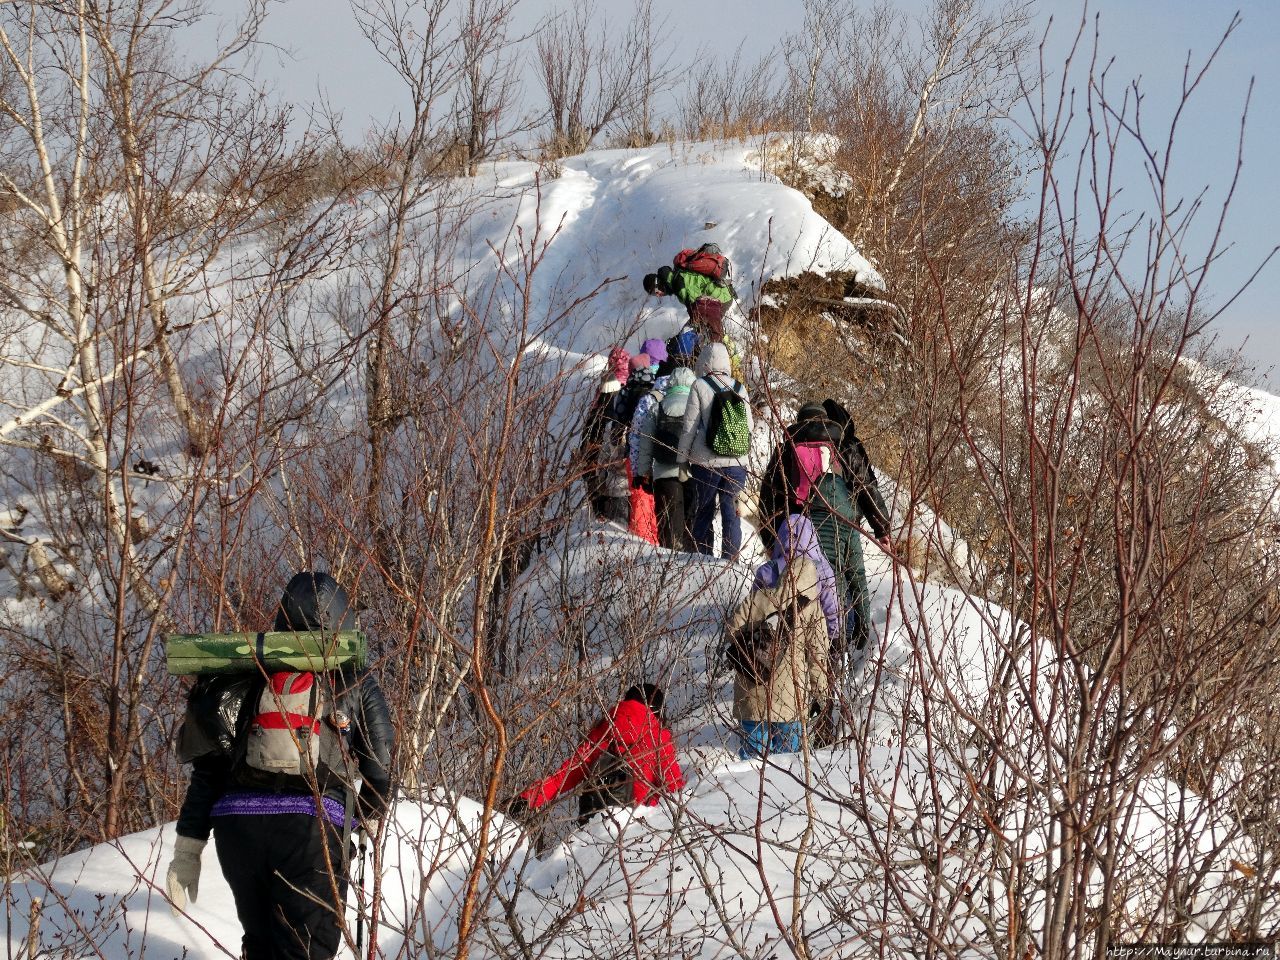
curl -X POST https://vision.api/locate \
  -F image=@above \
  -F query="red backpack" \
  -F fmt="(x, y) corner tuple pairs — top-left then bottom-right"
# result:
(673, 243), (731, 284)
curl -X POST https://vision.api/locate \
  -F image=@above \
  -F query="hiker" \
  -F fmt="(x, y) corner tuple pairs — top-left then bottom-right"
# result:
(677, 340), (753, 558)
(632, 341), (696, 551)
(755, 513), (845, 746)
(167, 572), (394, 960)
(655, 285), (745, 382)
(618, 352), (660, 544)
(645, 243), (743, 374)
(508, 684), (684, 824)
(580, 346), (632, 523)
(755, 513), (842, 645)
(759, 401), (890, 550)
(821, 399), (891, 546)
(759, 403), (887, 655)
(725, 555), (830, 758)
(643, 244), (735, 319)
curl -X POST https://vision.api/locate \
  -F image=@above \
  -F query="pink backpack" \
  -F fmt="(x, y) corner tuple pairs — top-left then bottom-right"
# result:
(792, 441), (837, 503)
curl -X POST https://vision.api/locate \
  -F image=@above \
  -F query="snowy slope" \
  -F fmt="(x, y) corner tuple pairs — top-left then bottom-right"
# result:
(7, 522), (1260, 957)
(445, 140), (881, 400)
(4, 139), (1277, 958)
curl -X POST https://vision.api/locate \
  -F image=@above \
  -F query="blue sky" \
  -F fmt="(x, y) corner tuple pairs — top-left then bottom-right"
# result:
(226, 0), (1278, 382)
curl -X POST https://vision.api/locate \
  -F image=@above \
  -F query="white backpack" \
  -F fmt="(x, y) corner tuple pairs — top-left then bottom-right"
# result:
(244, 672), (350, 788)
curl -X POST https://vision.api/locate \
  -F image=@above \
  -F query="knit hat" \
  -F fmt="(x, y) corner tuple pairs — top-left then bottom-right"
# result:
(606, 346), (630, 381)
(668, 343), (695, 369)
(641, 338), (668, 363)
(601, 346), (629, 394)
(629, 352), (651, 372)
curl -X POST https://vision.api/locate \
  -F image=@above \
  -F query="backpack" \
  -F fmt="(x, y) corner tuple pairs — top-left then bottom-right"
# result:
(614, 367), (656, 424)
(651, 383), (691, 465)
(725, 600), (808, 683)
(243, 671), (352, 790)
(579, 747), (633, 821)
(667, 327), (699, 361)
(704, 377), (751, 457)
(791, 441), (837, 504)
(674, 243), (731, 285)
(176, 673), (257, 763)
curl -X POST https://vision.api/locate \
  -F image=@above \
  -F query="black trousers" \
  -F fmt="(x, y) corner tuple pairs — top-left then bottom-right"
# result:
(652, 476), (693, 551)
(595, 494), (629, 524)
(213, 813), (349, 960)
(577, 753), (632, 824)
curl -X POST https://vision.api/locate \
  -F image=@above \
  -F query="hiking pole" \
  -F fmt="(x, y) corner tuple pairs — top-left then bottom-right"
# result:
(355, 827), (368, 958)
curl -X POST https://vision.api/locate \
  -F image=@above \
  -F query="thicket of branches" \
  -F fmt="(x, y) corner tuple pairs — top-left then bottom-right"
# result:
(1, 0), (1278, 957)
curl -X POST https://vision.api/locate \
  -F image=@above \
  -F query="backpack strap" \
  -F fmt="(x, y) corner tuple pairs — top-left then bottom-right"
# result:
(705, 375), (742, 396)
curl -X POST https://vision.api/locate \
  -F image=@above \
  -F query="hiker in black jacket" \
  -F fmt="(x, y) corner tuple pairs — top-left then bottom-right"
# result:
(580, 347), (632, 523)
(167, 572), (394, 960)
(822, 399), (891, 540)
(759, 402), (890, 552)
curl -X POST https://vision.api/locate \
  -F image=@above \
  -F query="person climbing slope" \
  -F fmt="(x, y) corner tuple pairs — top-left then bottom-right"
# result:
(759, 402), (887, 659)
(725, 556), (830, 758)
(759, 401), (890, 551)
(579, 346), (632, 523)
(617, 352), (660, 545)
(632, 341), (696, 550)
(643, 243), (735, 320)
(509, 684), (684, 824)
(167, 572), (394, 960)
(754, 513), (842, 646)
(821, 398), (891, 547)
(677, 340), (753, 558)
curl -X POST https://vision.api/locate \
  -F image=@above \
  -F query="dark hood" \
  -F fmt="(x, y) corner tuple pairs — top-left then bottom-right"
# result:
(822, 398), (854, 435)
(274, 571), (355, 632)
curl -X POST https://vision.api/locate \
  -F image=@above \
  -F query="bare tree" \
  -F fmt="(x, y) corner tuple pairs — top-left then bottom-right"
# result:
(677, 42), (779, 142)
(0, 0), (356, 849)
(535, 0), (674, 157)
(452, 0), (530, 175)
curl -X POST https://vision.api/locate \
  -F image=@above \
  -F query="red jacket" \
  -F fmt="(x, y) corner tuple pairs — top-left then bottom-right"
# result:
(521, 698), (684, 810)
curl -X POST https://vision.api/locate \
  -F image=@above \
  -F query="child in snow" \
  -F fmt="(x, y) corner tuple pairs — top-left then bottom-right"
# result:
(508, 684), (684, 824)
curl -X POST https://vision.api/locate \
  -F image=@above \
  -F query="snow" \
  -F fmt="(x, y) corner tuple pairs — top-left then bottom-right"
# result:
(451, 140), (882, 359)
(4, 137), (1278, 958)
(9, 518), (1268, 956)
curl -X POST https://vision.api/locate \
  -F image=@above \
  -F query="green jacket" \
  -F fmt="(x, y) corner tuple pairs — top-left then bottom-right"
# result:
(669, 268), (733, 307)
(807, 474), (871, 654)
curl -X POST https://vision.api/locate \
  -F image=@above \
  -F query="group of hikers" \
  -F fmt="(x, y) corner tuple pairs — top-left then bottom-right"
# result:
(561, 242), (893, 795)
(164, 242), (891, 960)
(583, 243), (748, 557)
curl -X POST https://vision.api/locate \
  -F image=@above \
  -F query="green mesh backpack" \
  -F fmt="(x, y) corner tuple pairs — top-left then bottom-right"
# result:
(705, 377), (751, 457)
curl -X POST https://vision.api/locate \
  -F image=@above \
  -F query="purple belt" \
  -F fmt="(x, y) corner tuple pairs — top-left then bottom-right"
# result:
(211, 791), (352, 828)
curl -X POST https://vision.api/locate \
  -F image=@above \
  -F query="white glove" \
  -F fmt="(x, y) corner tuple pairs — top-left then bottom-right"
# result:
(678, 465), (690, 484)
(166, 835), (206, 914)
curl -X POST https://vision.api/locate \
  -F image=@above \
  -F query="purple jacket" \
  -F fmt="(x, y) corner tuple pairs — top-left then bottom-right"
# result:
(754, 513), (841, 641)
